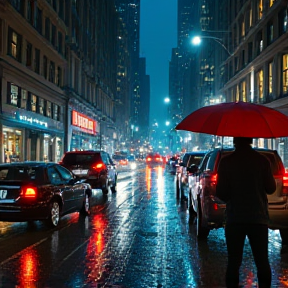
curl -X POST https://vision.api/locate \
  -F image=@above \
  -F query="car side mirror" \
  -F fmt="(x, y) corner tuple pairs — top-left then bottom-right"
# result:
(187, 164), (198, 174)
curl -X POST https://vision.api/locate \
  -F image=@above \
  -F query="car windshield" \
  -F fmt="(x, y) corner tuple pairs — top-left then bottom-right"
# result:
(62, 153), (101, 165)
(113, 155), (127, 161)
(0, 166), (39, 182)
(187, 155), (205, 167)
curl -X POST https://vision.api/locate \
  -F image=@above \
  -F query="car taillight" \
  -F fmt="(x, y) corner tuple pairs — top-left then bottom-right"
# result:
(21, 187), (37, 198)
(92, 162), (105, 170)
(283, 173), (288, 195)
(147, 157), (152, 162)
(211, 174), (218, 185)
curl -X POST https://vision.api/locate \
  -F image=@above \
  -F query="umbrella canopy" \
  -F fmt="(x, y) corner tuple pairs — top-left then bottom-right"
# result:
(175, 101), (288, 138)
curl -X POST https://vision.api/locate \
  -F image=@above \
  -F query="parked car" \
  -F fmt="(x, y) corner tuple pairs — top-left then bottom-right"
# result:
(175, 151), (206, 199)
(167, 155), (180, 174)
(145, 153), (165, 167)
(188, 147), (288, 243)
(59, 150), (117, 194)
(0, 162), (92, 227)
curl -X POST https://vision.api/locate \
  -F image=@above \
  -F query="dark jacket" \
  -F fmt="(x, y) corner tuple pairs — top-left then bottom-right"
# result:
(216, 145), (276, 225)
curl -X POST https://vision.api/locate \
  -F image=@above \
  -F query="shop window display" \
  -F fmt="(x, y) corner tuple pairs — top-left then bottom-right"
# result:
(3, 127), (22, 163)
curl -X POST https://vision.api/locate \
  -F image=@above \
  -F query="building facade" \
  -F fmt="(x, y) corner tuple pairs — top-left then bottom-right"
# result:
(0, 0), (133, 161)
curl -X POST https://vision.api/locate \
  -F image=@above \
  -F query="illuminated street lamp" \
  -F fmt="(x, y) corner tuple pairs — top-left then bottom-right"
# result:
(191, 35), (232, 56)
(164, 97), (170, 104)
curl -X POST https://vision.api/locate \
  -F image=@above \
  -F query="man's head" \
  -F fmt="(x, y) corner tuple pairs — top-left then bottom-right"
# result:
(233, 137), (253, 147)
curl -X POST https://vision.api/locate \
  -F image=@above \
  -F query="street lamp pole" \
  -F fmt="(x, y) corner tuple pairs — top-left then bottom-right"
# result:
(192, 36), (232, 57)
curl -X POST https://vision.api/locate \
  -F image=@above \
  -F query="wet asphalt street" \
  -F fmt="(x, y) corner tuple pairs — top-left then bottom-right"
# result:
(1, 164), (288, 288)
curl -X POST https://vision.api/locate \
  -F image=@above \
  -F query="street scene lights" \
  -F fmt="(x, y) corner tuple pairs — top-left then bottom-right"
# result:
(191, 35), (232, 57)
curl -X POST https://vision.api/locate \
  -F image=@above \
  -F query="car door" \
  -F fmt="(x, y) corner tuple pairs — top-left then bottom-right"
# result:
(101, 152), (114, 185)
(55, 164), (85, 209)
(47, 165), (75, 213)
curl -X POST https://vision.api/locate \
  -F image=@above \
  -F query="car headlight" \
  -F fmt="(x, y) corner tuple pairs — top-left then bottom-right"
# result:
(130, 162), (137, 169)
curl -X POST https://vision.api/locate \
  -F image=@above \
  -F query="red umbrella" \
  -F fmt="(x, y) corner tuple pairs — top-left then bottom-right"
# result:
(175, 101), (288, 138)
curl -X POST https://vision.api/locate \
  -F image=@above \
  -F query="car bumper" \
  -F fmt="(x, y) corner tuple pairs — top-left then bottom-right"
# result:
(0, 204), (50, 222)
(204, 196), (226, 228)
(269, 208), (288, 229)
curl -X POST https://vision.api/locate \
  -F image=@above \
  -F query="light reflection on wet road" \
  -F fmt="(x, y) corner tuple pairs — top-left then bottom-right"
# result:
(0, 164), (288, 287)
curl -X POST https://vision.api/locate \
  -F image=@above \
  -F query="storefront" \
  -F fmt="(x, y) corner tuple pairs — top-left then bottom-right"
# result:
(68, 110), (98, 151)
(1, 110), (64, 163)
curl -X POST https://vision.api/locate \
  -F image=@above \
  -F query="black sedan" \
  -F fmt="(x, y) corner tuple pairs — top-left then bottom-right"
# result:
(0, 162), (92, 227)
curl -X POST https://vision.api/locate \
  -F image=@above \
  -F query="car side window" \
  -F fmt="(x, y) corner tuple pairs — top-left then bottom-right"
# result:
(101, 152), (109, 165)
(55, 165), (73, 182)
(47, 166), (63, 185)
(199, 153), (211, 172)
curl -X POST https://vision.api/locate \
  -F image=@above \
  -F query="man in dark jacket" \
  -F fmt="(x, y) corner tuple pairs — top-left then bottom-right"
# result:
(216, 137), (276, 288)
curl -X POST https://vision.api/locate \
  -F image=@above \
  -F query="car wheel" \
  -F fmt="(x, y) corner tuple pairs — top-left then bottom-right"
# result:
(196, 201), (210, 239)
(176, 177), (180, 199)
(188, 189), (197, 219)
(47, 201), (60, 227)
(280, 229), (288, 245)
(102, 179), (109, 195)
(80, 193), (90, 216)
(111, 175), (117, 193)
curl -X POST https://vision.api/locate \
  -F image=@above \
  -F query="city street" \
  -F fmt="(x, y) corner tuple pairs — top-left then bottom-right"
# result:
(0, 164), (288, 288)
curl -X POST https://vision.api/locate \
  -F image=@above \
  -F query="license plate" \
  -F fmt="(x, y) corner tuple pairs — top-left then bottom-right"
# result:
(72, 169), (88, 175)
(0, 190), (7, 199)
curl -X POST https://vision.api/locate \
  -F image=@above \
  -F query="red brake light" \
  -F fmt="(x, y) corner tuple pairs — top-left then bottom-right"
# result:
(211, 174), (218, 184)
(92, 163), (104, 170)
(283, 173), (288, 196)
(147, 157), (152, 162)
(21, 187), (37, 198)
(283, 173), (288, 186)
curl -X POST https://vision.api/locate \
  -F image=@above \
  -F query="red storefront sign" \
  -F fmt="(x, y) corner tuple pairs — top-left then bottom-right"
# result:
(72, 110), (97, 135)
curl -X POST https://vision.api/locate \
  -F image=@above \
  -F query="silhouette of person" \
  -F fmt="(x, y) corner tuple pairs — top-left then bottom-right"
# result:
(216, 137), (276, 288)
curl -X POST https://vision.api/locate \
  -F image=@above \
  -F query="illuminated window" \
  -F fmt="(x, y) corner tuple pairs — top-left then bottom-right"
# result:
(8, 28), (21, 61)
(21, 89), (27, 109)
(46, 101), (52, 117)
(31, 94), (37, 112)
(249, 7), (253, 27)
(241, 81), (246, 102)
(10, 84), (18, 106)
(269, 62), (273, 95)
(283, 54), (288, 94)
(258, 0), (263, 20)
(236, 85), (239, 101)
(39, 98), (44, 115)
(269, 0), (275, 7)
(256, 69), (264, 102)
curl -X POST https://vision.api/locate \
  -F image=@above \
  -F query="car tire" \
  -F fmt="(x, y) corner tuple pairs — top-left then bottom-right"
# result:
(47, 201), (60, 227)
(102, 179), (109, 195)
(80, 193), (90, 216)
(280, 229), (288, 245)
(111, 175), (117, 193)
(188, 189), (197, 220)
(196, 200), (210, 239)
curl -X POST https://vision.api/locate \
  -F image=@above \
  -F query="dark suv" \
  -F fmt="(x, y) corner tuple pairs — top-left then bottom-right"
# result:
(59, 150), (117, 194)
(188, 147), (288, 243)
(176, 151), (206, 199)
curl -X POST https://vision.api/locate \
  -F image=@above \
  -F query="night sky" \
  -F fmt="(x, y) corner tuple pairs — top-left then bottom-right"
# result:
(140, 0), (177, 128)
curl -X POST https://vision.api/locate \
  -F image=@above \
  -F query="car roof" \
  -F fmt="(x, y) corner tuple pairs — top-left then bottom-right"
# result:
(184, 151), (207, 155)
(64, 150), (103, 154)
(0, 161), (55, 167)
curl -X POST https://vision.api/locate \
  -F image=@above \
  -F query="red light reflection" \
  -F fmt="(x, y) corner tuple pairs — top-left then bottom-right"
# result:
(18, 248), (39, 288)
(146, 166), (151, 192)
(85, 213), (108, 283)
